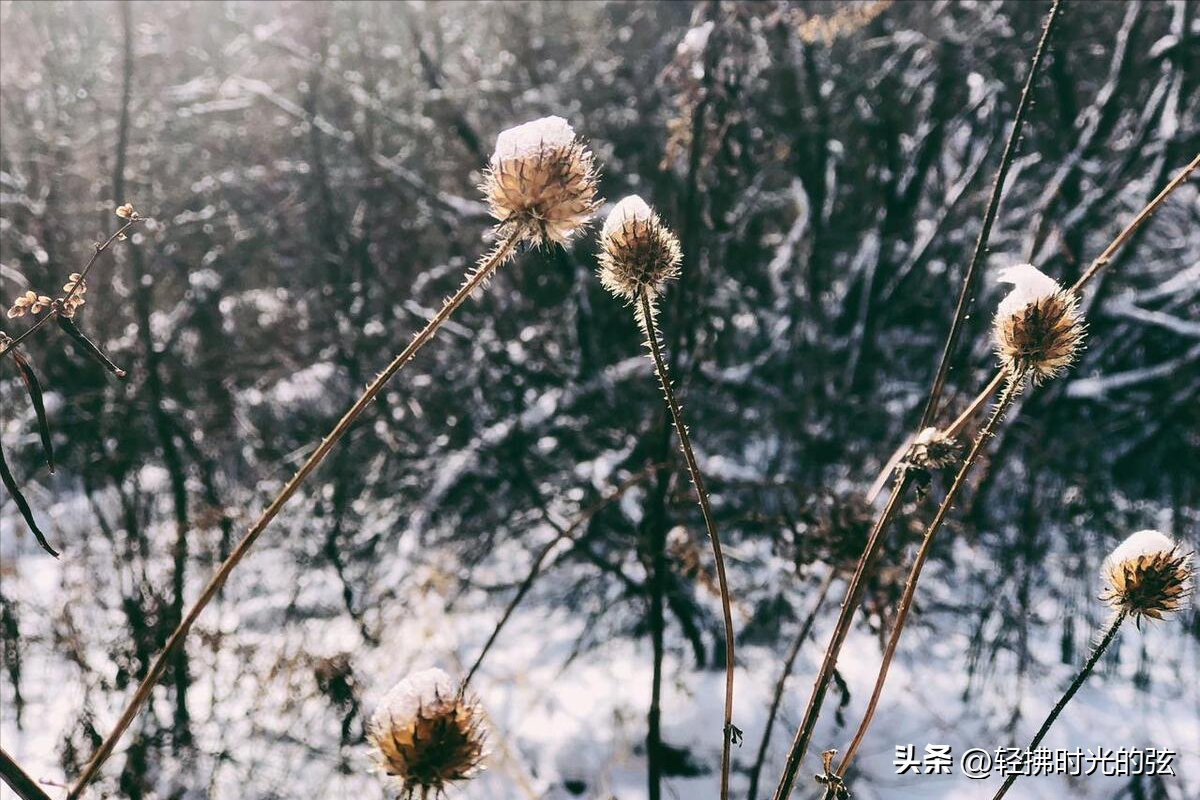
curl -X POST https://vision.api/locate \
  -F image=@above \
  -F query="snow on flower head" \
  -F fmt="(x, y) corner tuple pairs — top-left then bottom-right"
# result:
(996, 263), (1062, 318)
(483, 116), (600, 246)
(597, 195), (681, 304)
(1100, 530), (1193, 622)
(602, 194), (653, 238)
(368, 668), (486, 798)
(992, 263), (1085, 384)
(491, 116), (576, 163)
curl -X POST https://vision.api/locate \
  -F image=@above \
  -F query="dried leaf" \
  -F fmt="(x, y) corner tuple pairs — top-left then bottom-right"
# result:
(10, 348), (55, 472)
(57, 315), (127, 378)
(0, 440), (59, 557)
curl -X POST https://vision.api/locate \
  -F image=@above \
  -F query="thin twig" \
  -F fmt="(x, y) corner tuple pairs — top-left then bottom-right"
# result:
(770, 7), (1064, 796)
(0, 218), (143, 359)
(461, 463), (663, 690)
(639, 290), (736, 800)
(747, 568), (837, 800)
(989, 610), (1126, 800)
(834, 378), (1021, 778)
(66, 230), (523, 798)
(0, 747), (53, 800)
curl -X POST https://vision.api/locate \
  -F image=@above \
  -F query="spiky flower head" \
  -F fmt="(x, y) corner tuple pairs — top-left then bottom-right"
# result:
(482, 116), (600, 247)
(597, 195), (682, 304)
(992, 264), (1086, 385)
(1100, 529), (1193, 623)
(368, 668), (486, 799)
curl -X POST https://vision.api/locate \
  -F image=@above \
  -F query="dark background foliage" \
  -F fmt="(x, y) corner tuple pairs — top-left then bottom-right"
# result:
(1, 1), (1197, 798)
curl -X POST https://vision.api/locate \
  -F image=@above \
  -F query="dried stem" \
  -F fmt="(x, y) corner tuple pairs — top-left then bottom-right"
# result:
(989, 610), (1127, 800)
(833, 378), (1021, 778)
(461, 463), (663, 691)
(746, 568), (837, 800)
(0, 218), (143, 359)
(638, 290), (736, 800)
(66, 229), (524, 798)
(770, 7), (1063, 796)
(0, 748), (52, 800)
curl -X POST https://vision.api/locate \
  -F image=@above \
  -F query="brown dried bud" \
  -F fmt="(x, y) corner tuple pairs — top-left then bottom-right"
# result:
(597, 195), (682, 303)
(1100, 530), (1193, 622)
(992, 265), (1085, 384)
(482, 116), (600, 247)
(115, 202), (135, 219)
(905, 427), (960, 472)
(368, 668), (486, 799)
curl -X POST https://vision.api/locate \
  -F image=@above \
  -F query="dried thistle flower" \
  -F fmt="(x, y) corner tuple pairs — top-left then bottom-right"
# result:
(368, 668), (486, 799)
(1099, 529), (1193, 622)
(907, 426), (960, 471)
(7, 291), (53, 318)
(597, 195), (682, 303)
(992, 264), (1086, 384)
(482, 116), (600, 246)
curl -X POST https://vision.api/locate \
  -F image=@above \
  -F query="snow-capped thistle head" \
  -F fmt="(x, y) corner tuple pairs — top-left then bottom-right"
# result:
(992, 264), (1086, 385)
(1099, 530), (1193, 623)
(482, 116), (600, 247)
(597, 195), (682, 304)
(368, 668), (486, 799)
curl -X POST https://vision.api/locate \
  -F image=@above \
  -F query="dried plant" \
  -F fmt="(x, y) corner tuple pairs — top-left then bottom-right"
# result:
(1, 205), (145, 558)
(988, 530), (1192, 800)
(598, 195), (737, 800)
(65, 117), (600, 799)
(992, 264), (1086, 385)
(368, 668), (487, 800)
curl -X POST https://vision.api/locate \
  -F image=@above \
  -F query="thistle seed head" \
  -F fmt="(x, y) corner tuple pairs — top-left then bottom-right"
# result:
(597, 195), (682, 303)
(992, 264), (1085, 384)
(482, 116), (600, 247)
(368, 668), (487, 799)
(1100, 529), (1193, 622)
(906, 427), (960, 472)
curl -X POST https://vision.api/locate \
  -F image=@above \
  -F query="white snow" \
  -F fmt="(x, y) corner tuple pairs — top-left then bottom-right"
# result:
(602, 195), (653, 238)
(491, 116), (576, 164)
(676, 21), (714, 56)
(1102, 529), (1177, 573)
(371, 667), (457, 730)
(995, 263), (1063, 318)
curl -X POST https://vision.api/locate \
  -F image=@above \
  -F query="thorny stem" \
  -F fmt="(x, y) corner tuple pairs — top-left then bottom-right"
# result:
(989, 610), (1127, 800)
(0, 748), (52, 800)
(770, 8), (1063, 797)
(0, 218), (143, 359)
(746, 568), (837, 800)
(638, 290), (736, 800)
(834, 378), (1022, 780)
(66, 229), (524, 799)
(461, 463), (663, 691)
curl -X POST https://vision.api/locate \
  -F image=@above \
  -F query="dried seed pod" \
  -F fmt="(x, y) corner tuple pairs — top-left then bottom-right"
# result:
(368, 668), (486, 799)
(482, 116), (600, 246)
(597, 195), (682, 303)
(992, 264), (1086, 384)
(906, 427), (960, 471)
(1100, 530), (1193, 622)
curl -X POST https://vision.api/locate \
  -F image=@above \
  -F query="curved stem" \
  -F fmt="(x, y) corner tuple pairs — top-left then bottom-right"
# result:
(1, 218), (142, 360)
(990, 610), (1126, 800)
(66, 231), (523, 799)
(461, 464), (662, 691)
(835, 378), (1020, 777)
(747, 568), (836, 800)
(638, 291), (736, 800)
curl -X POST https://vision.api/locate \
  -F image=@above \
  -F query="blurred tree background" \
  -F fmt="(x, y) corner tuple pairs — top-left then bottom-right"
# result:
(1, 1), (1197, 799)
